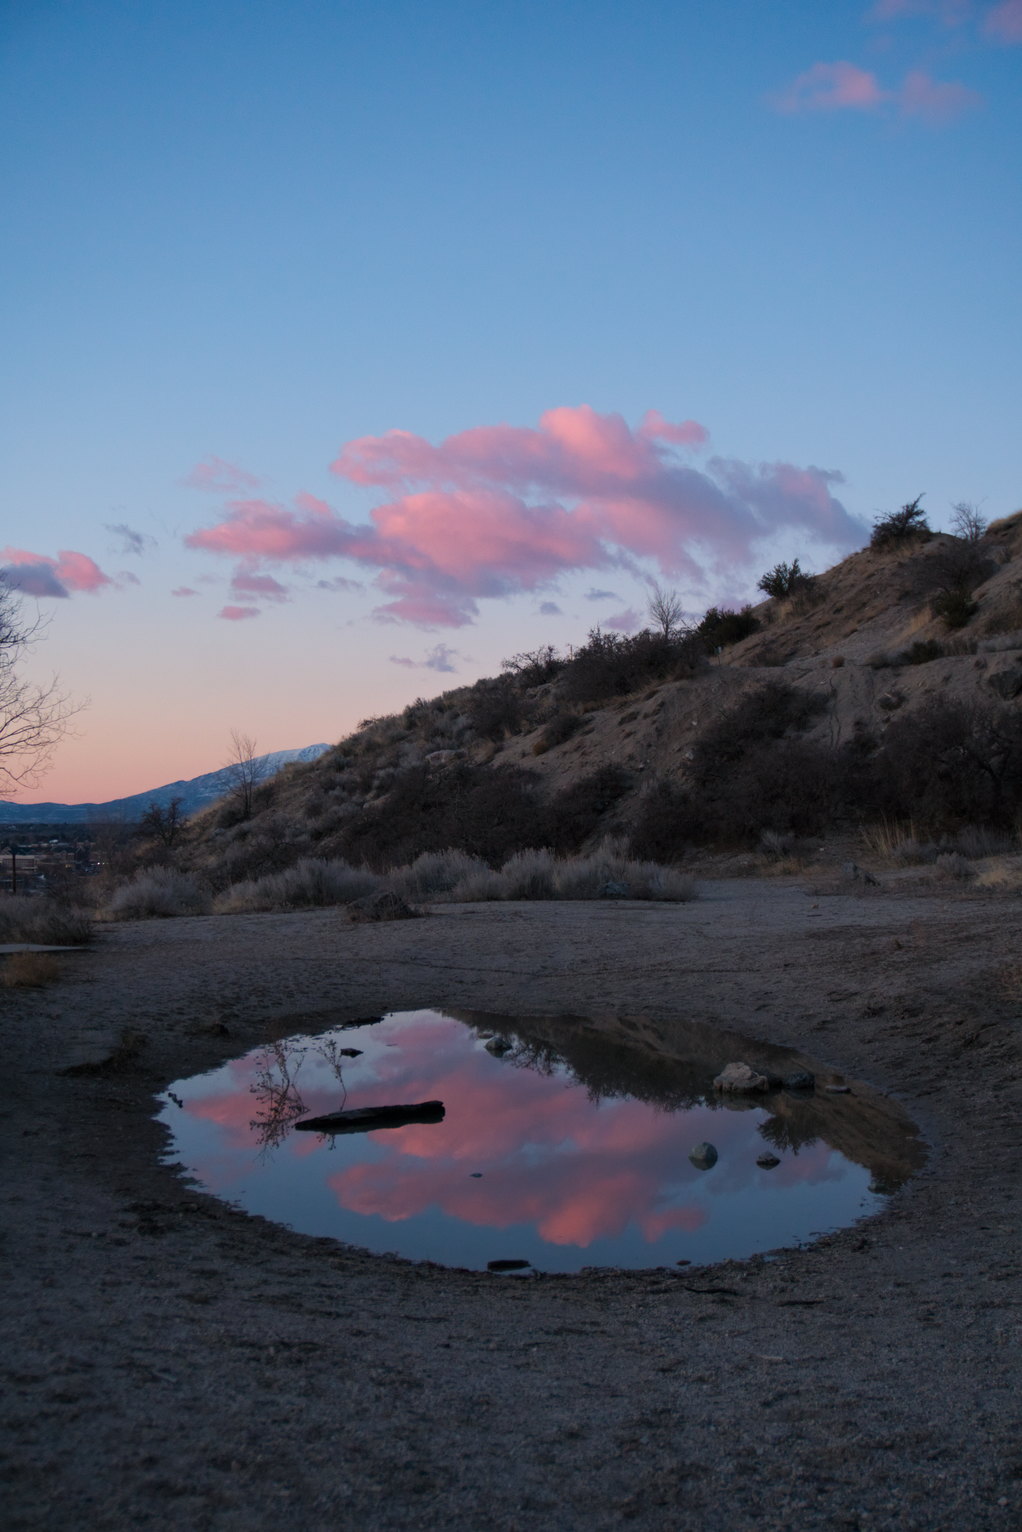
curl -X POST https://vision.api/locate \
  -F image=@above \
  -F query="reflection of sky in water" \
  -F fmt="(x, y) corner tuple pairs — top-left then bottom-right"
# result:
(158, 1009), (885, 1273)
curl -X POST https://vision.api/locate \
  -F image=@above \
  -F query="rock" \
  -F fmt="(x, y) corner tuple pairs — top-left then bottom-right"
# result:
(485, 1035), (513, 1056)
(346, 891), (421, 923)
(783, 1070), (815, 1091)
(825, 1084), (851, 1094)
(713, 1062), (771, 1094)
(689, 1142), (718, 1169)
(598, 880), (630, 899)
(338, 1047), (362, 1057)
(756, 1152), (781, 1168)
(988, 667), (1022, 700)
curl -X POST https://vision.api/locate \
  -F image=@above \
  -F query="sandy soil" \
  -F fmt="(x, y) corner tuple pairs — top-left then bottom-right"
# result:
(2, 878), (1020, 1531)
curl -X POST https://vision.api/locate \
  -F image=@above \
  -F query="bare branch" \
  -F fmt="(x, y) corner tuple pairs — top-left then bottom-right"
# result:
(0, 577), (84, 794)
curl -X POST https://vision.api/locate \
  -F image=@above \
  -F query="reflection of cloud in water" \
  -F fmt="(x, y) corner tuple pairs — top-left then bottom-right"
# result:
(161, 1008), (920, 1268)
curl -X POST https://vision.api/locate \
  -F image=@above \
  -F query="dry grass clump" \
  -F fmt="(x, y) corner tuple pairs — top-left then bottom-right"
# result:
(974, 856), (1022, 894)
(2, 951), (61, 987)
(391, 849), (488, 900)
(932, 851), (974, 882)
(107, 868), (212, 920)
(446, 845), (695, 903)
(0, 898), (92, 945)
(213, 857), (380, 913)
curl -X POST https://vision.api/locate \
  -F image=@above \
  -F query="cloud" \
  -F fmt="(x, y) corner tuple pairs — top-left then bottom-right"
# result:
(898, 66), (982, 118)
(1, 547), (113, 597)
(182, 456), (261, 494)
(316, 575), (363, 592)
(773, 60), (979, 119)
(538, 601), (563, 616)
(984, 0), (1022, 40)
(774, 60), (888, 112)
(105, 522), (156, 556)
(114, 570), (141, 588)
(389, 643), (462, 673)
(603, 608), (641, 632)
(171, 586), (198, 597)
(585, 587), (619, 601)
(869, 0), (972, 22)
(229, 569), (289, 602)
(185, 407), (865, 628)
(218, 604), (260, 621)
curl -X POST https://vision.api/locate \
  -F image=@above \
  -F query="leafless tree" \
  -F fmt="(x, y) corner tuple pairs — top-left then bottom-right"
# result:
(138, 796), (185, 848)
(950, 501), (987, 544)
(0, 576), (82, 795)
(223, 729), (265, 819)
(647, 582), (686, 640)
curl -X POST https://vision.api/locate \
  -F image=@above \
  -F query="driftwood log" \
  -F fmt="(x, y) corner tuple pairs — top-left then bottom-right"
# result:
(294, 1100), (445, 1134)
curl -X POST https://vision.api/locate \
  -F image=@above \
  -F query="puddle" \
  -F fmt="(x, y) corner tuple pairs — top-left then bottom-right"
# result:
(157, 1009), (923, 1273)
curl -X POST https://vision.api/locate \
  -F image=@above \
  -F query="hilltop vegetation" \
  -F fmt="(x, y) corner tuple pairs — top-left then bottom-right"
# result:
(124, 505), (1022, 906)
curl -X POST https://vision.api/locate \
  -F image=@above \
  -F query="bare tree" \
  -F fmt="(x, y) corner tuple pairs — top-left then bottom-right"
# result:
(224, 729), (264, 819)
(647, 582), (686, 640)
(138, 796), (185, 849)
(950, 501), (987, 544)
(0, 576), (82, 795)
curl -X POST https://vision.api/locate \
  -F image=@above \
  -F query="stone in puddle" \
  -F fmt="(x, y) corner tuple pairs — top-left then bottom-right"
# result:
(713, 1062), (771, 1093)
(689, 1142), (718, 1169)
(783, 1070), (815, 1091)
(756, 1152), (781, 1168)
(485, 1035), (513, 1056)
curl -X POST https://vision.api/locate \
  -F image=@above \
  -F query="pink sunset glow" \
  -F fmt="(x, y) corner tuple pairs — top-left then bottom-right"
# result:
(184, 406), (865, 628)
(217, 604), (260, 621)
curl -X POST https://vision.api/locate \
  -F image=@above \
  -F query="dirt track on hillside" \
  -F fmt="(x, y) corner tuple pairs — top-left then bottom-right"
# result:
(2, 879), (1020, 1530)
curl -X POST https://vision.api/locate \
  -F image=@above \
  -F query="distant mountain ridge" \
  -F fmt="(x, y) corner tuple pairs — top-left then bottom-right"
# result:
(0, 744), (332, 825)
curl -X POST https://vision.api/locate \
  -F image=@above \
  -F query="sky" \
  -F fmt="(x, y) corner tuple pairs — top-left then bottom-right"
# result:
(2, 0), (1019, 802)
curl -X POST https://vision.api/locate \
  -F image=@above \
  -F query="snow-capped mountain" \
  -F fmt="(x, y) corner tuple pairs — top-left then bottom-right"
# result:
(0, 743), (332, 824)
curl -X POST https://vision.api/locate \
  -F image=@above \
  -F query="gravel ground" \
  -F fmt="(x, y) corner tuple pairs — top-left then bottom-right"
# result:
(2, 877), (1020, 1531)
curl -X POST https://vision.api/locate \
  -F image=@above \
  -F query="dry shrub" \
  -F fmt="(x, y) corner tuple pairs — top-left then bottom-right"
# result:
(932, 851), (974, 882)
(107, 868), (211, 919)
(2, 952), (61, 988)
(445, 846), (695, 903)
(975, 856), (1022, 893)
(391, 849), (488, 900)
(0, 898), (92, 945)
(214, 858), (380, 913)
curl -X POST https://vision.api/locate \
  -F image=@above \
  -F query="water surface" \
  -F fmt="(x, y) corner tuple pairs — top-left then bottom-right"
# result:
(158, 1008), (920, 1273)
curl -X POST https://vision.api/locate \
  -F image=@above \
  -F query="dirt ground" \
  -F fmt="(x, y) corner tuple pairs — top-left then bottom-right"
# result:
(2, 877), (1020, 1531)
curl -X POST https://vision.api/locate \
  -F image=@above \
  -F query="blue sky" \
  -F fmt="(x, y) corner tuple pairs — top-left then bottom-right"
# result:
(2, 0), (1019, 799)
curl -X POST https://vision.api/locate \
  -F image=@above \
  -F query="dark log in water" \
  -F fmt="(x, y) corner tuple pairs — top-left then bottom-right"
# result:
(295, 1101), (445, 1134)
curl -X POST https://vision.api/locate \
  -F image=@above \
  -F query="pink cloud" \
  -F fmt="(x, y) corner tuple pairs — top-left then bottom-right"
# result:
(182, 456), (261, 494)
(218, 604), (260, 621)
(229, 569), (290, 602)
(775, 59), (980, 122)
(869, 0), (972, 21)
(984, 0), (1022, 40)
(1, 546), (113, 597)
(898, 67), (982, 118)
(774, 61), (888, 113)
(171, 586), (198, 597)
(603, 608), (641, 633)
(185, 406), (864, 628)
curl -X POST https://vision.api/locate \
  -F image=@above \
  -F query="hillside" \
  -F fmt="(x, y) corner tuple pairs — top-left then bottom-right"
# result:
(171, 509), (1022, 889)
